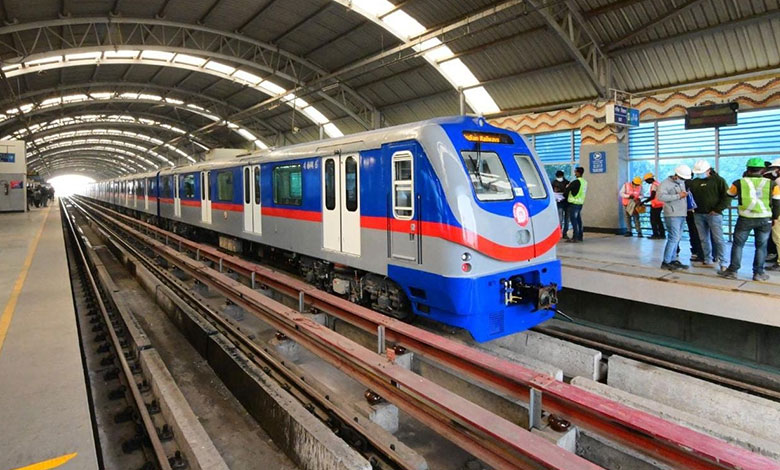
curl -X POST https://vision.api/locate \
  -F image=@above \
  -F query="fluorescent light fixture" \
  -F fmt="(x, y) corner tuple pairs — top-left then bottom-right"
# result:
(62, 94), (88, 102)
(225, 121), (240, 129)
(26, 56), (63, 66)
(104, 50), (140, 59)
(257, 80), (285, 95)
(187, 104), (205, 111)
(138, 94), (162, 101)
(253, 139), (268, 149)
(140, 50), (175, 61)
(120, 92), (140, 99)
(463, 86), (500, 115)
(382, 11), (425, 40)
(65, 52), (101, 61)
(323, 123), (343, 138)
(186, 156), (197, 163)
(302, 106), (329, 125)
(237, 128), (257, 141)
(2, 64), (21, 72)
(41, 97), (63, 107)
(173, 54), (207, 66)
(233, 70), (262, 85)
(439, 59), (479, 88)
(204, 60), (235, 75)
(91, 92), (113, 99)
(165, 97), (184, 105)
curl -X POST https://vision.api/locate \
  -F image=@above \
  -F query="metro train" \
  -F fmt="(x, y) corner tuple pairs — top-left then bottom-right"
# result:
(85, 116), (562, 342)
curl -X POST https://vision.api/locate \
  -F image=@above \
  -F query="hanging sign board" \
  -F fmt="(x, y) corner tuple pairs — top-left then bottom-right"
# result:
(605, 104), (639, 127)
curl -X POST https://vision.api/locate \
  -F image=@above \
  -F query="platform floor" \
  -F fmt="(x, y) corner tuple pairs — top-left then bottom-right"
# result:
(557, 234), (780, 328)
(0, 204), (98, 470)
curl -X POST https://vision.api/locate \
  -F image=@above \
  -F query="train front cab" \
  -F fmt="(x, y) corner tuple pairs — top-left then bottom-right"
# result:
(387, 120), (562, 342)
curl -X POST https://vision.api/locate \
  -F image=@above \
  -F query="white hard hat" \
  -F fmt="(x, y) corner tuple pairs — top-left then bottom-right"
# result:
(675, 164), (693, 180)
(692, 159), (711, 174)
(769, 158), (780, 168)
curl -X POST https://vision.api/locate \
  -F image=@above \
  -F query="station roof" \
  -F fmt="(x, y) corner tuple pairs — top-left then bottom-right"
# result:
(0, 0), (777, 178)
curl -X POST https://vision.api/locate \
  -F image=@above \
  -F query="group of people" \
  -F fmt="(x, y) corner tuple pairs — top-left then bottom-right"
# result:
(622, 158), (780, 281)
(26, 183), (54, 209)
(552, 167), (587, 243)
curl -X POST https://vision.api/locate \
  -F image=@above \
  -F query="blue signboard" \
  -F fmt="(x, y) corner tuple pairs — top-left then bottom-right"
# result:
(0, 153), (15, 163)
(589, 151), (606, 174)
(613, 105), (640, 127)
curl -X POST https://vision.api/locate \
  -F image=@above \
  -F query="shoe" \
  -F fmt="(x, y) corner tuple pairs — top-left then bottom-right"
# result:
(717, 270), (738, 279)
(766, 264), (780, 272)
(565, 238), (575, 243)
(661, 262), (678, 271)
(562, 234), (569, 240)
(671, 260), (689, 270)
(690, 256), (703, 263)
(637, 234), (644, 238)
(700, 261), (714, 267)
(753, 273), (770, 282)
(624, 232), (633, 237)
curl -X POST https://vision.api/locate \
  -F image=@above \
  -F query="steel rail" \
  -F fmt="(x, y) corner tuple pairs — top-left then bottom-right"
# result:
(76, 201), (417, 470)
(71, 197), (601, 470)
(74, 196), (780, 470)
(61, 200), (174, 470)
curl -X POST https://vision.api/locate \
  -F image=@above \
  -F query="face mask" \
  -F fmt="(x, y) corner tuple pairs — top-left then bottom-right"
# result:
(555, 177), (563, 182)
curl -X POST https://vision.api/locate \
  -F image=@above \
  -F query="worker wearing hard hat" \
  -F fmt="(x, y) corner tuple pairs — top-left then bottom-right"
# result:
(658, 165), (694, 270)
(688, 160), (729, 270)
(620, 176), (644, 237)
(764, 159), (780, 272)
(643, 172), (665, 239)
(718, 158), (780, 282)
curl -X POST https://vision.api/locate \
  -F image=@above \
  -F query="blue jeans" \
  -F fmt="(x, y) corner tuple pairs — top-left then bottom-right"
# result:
(727, 217), (772, 275)
(663, 216), (686, 264)
(568, 204), (583, 241)
(694, 213), (726, 265)
(558, 203), (570, 236)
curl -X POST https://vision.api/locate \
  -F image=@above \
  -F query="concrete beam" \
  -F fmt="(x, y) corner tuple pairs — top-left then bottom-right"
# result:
(494, 330), (603, 380)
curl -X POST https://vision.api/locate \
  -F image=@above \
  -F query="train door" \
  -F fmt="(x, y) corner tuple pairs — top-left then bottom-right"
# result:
(389, 148), (418, 262)
(132, 181), (137, 208)
(201, 170), (212, 224)
(322, 154), (361, 256)
(144, 179), (149, 211)
(174, 174), (181, 217)
(242, 165), (262, 234)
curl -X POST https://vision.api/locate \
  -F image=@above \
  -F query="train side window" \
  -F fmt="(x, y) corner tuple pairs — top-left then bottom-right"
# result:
(273, 164), (302, 206)
(324, 159), (335, 210)
(162, 176), (172, 198)
(514, 154), (547, 199)
(216, 170), (234, 201)
(345, 156), (358, 212)
(135, 180), (144, 196)
(244, 167), (250, 204)
(254, 167), (260, 204)
(182, 174), (195, 198)
(392, 151), (413, 219)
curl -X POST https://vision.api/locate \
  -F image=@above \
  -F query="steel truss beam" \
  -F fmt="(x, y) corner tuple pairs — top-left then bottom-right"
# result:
(527, 0), (609, 96)
(29, 153), (141, 176)
(0, 81), (278, 140)
(28, 132), (183, 164)
(0, 17), (377, 130)
(30, 142), (161, 170)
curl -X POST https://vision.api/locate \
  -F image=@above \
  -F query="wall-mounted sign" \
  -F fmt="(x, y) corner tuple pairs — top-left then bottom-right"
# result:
(0, 153), (15, 163)
(589, 151), (606, 174)
(685, 102), (738, 129)
(605, 104), (639, 127)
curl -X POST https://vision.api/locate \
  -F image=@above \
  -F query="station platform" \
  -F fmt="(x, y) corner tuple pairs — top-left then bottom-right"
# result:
(557, 234), (780, 328)
(0, 204), (98, 470)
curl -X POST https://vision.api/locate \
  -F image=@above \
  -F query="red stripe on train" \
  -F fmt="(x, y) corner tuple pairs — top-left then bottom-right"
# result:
(211, 202), (243, 212)
(262, 206), (322, 222)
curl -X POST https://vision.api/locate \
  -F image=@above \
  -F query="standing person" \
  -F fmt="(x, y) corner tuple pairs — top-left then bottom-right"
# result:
(620, 176), (644, 237)
(658, 165), (693, 270)
(765, 159), (780, 272)
(643, 172), (665, 239)
(688, 160), (729, 269)
(565, 166), (587, 243)
(718, 158), (780, 281)
(551, 170), (570, 239)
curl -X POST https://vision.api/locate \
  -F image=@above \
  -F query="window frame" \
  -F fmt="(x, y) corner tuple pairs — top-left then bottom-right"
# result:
(324, 158), (336, 211)
(460, 150), (514, 202)
(216, 170), (234, 202)
(273, 164), (303, 206)
(514, 154), (548, 200)
(344, 156), (358, 213)
(181, 174), (196, 199)
(391, 151), (414, 220)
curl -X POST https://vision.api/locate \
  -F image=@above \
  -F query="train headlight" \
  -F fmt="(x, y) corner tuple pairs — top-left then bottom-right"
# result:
(516, 229), (531, 245)
(461, 252), (471, 261)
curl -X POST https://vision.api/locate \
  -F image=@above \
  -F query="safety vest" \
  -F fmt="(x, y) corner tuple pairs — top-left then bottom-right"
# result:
(568, 177), (587, 205)
(738, 177), (772, 218)
(650, 181), (664, 208)
(621, 182), (641, 206)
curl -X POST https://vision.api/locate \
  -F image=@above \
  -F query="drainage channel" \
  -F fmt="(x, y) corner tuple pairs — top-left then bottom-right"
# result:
(62, 199), (228, 470)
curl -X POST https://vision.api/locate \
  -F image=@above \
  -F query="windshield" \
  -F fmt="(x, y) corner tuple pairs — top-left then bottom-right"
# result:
(514, 154), (547, 199)
(461, 151), (513, 201)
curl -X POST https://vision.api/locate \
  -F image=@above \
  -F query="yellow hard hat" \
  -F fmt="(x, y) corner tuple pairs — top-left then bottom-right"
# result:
(643, 172), (654, 180)
(632, 176), (642, 185)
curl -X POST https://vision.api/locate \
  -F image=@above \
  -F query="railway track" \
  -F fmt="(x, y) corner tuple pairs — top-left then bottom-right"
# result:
(70, 195), (780, 470)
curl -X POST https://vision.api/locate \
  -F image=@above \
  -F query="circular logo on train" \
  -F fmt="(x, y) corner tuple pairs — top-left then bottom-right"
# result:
(513, 202), (529, 227)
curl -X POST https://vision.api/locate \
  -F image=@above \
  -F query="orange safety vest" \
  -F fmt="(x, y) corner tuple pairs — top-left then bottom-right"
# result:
(650, 181), (664, 209)
(621, 182), (642, 206)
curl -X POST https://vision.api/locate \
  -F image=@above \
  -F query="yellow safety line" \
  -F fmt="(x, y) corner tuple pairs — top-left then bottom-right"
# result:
(11, 452), (77, 470)
(0, 206), (51, 357)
